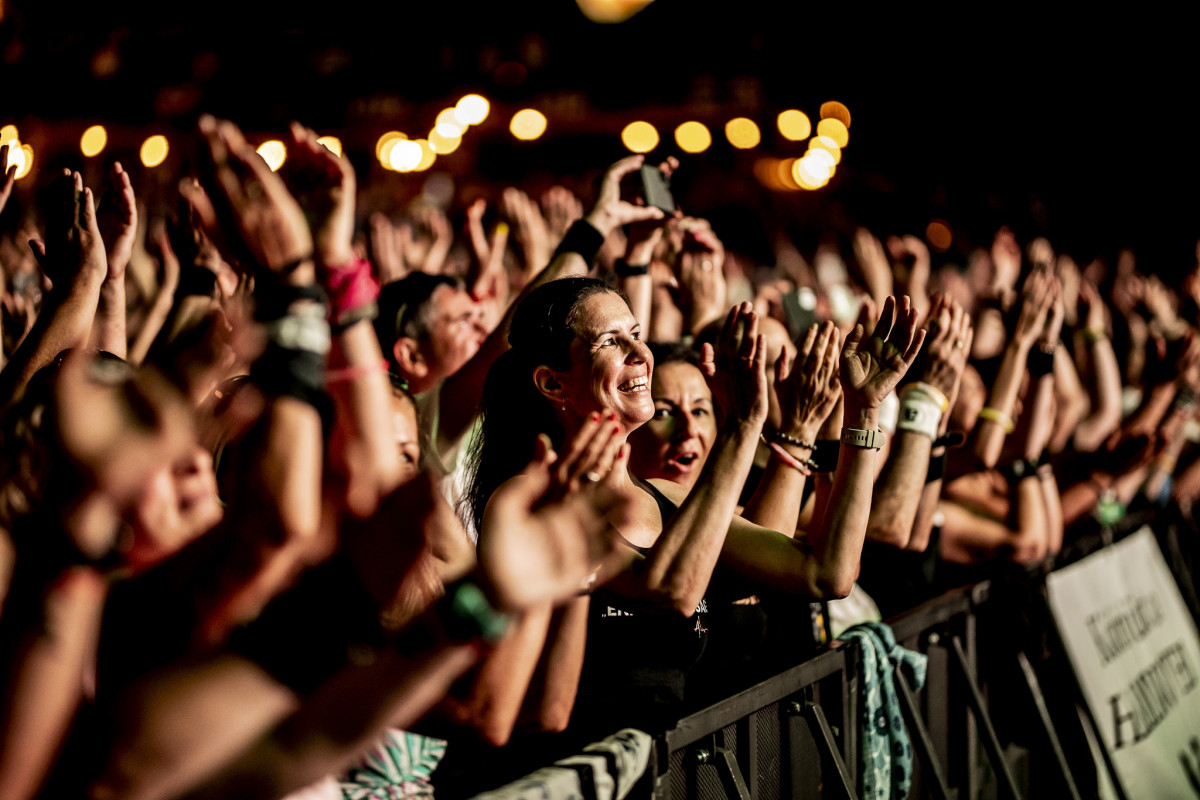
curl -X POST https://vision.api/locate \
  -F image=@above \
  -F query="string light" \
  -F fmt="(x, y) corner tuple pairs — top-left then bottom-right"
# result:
(674, 121), (711, 154)
(388, 139), (423, 172)
(454, 94), (490, 126)
(807, 136), (842, 164)
(777, 110), (811, 141)
(80, 125), (108, 158)
(428, 128), (461, 154)
(724, 118), (761, 149)
(140, 135), (169, 168)
(510, 109), (547, 141)
(256, 140), (287, 172)
(376, 131), (406, 162)
(621, 121), (659, 153)
(413, 139), (437, 171)
(316, 136), (342, 157)
(819, 101), (852, 128)
(816, 118), (849, 148)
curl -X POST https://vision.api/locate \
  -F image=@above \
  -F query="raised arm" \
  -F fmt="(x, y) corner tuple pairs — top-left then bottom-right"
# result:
(0, 171), (108, 403)
(437, 156), (665, 449)
(91, 162), (138, 358)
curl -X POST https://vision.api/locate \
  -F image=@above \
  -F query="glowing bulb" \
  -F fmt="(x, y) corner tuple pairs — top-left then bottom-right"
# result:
(375, 131), (406, 162)
(776, 158), (800, 191)
(805, 148), (835, 171)
(316, 136), (342, 157)
(0, 124), (17, 146)
(510, 109), (547, 141)
(674, 121), (711, 154)
(388, 139), (423, 172)
(80, 125), (108, 157)
(792, 155), (831, 189)
(140, 135), (169, 168)
(256, 140), (287, 172)
(435, 109), (465, 139)
(454, 94), (490, 126)
(819, 101), (852, 128)
(724, 117), (761, 149)
(6, 143), (32, 180)
(575, 0), (655, 23)
(777, 110), (811, 141)
(807, 136), (842, 164)
(413, 140), (436, 172)
(428, 128), (461, 154)
(926, 220), (953, 252)
(816, 118), (849, 147)
(621, 121), (659, 153)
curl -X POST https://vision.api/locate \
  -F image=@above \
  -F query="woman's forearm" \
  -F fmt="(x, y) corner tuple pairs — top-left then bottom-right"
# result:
(973, 341), (1031, 467)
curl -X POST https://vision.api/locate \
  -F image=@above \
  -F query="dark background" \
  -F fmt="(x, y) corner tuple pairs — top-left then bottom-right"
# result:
(2, 1), (1194, 272)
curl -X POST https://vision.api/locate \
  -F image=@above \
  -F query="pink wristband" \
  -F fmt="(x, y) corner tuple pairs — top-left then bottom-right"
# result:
(326, 359), (389, 383)
(766, 440), (813, 476)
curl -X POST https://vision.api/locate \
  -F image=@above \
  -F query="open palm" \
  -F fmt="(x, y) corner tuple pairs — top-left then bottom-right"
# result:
(840, 295), (925, 409)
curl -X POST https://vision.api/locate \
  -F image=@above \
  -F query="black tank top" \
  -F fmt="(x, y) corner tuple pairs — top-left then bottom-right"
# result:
(571, 478), (711, 735)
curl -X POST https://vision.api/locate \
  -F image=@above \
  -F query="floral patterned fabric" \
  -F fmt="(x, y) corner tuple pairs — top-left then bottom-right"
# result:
(339, 729), (447, 799)
(838, 621), (927, 800)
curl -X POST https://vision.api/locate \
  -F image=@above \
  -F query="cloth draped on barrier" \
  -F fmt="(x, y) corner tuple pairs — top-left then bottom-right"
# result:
(471, 728), (653, 800)
(839, 621), (928, 800)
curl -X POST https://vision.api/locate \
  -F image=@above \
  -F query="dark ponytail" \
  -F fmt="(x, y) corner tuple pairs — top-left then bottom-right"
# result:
(461, 277), (623, 535)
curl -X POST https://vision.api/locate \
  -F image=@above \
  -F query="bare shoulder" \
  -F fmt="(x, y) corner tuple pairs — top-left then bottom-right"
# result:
(645, 477), (689, 506)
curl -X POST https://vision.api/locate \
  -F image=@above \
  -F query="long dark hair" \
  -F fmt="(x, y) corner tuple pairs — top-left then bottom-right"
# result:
(462, 277), (623, 536)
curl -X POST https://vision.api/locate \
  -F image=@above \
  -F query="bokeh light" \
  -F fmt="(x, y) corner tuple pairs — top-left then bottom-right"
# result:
(454, 94), (490, 126)
(0, 124), (17, 146)
(777, 110), (811, 141)
(428, 128), (462, 154)
(6, 143), (33, 180)
(926, 219), (953, 252)
(819, 101), (852, 128)
(724, 117), (761, 149)
(674, 121), (711, 154)
(776, 158), (800, 191)
(139, 135), (169, 168)
(80, 125), (108, 158)
(816, 118), (849, 147)
(805, 148), (835, 171)
(376, 131), (406, 161)
(316, 136), (342, 157)
(621, 121), (659, 153)
(388, 139), (423, 172)
(807, 135), (842, 164)
(793, 155), (832, 189)
(435, 108), (465, 139)
(510, 109), (547, 141)
(575, 0), (656, 23)
(256, 140), (287, 172)
(413, 140), (437, 172)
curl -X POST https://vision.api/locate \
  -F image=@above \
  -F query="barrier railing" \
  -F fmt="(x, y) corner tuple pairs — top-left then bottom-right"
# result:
(476, 505), (1200, 799)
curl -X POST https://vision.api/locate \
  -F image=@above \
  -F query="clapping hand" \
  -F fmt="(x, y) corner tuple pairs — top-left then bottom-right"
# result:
(775, 320), (842, 442)
(700, 302), (769, 428)
(840, 295), (925, 411)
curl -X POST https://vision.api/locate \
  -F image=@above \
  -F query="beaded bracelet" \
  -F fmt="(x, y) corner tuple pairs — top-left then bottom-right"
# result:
(767, 429), (815, 450)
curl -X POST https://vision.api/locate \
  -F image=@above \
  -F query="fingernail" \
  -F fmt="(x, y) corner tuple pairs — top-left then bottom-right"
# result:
(612, 424), (621, 435)
(608, 412), (618, 422)
(591, 411), (601, 422)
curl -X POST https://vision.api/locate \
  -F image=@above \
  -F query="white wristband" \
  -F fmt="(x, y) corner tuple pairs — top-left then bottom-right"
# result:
(897, 390), (942, 440)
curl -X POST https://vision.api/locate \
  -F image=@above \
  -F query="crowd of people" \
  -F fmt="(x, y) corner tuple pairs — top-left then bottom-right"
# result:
(0, 113), (1197, 799)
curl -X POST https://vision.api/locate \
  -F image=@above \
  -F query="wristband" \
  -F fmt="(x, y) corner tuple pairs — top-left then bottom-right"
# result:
(998, 457), (1039, 488)
(841, 426), (887, 450)
(553, 219), (605, 266)
(326, 359), (389, 384)
(977, 407), (1015, 434)
(926, 451), (947, 484)
(933, 431), (966, 449)
(262, 310), (332, 356)
(811, 440), (840, 473)
(1082, 327), (1107, 344)
(436, 578), (510, 644)
(614, 259), (650, 278)
(763, 438), (814, 476)
(768, 429), (814, 450)
(322, 255), (381, 331)
(898, 390), (943, 440)
(909, 381), (949, 413)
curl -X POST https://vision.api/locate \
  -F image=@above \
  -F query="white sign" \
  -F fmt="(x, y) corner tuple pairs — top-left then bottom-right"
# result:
(1047, 527), (1200, 799)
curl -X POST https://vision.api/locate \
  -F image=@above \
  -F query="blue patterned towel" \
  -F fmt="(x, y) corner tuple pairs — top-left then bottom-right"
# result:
(339, 729), (447, 799)
(839, 621), (927, 800)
